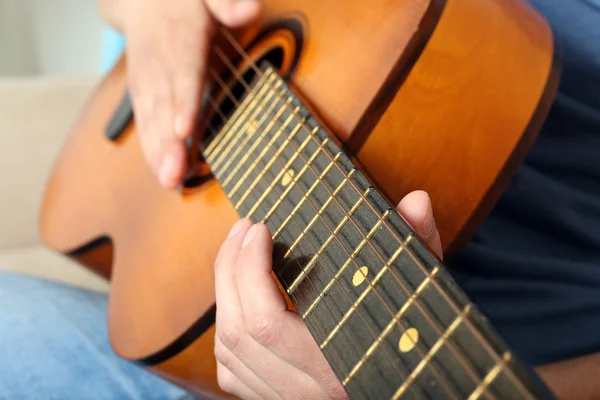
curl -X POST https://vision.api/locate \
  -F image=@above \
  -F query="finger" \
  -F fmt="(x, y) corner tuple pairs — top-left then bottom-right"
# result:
(215, 220), (295, 399)
(233, 224), (345, 397)
(215, 338), (279, 400)
(396, 190), (443, 259)
(216, 362), (263, 400)
(204, 0), (261, 27)
(127, 52), (187, 188)
(127, 57), (166, 173)
(169, 14), (213, 141)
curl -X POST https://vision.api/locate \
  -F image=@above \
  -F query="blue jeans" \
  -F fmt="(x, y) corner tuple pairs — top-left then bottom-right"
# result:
(0, 271), (189, 399)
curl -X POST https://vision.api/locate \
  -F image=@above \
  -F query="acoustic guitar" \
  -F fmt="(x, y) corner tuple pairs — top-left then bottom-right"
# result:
(40, 0), (561, 398)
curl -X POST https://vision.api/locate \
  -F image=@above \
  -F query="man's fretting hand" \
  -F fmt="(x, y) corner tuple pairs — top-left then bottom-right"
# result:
(213, 190), (443, 399)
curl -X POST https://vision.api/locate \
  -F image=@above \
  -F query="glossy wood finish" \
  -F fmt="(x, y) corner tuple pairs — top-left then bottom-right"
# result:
(358, 0), (557, 256)
(39, 0), (557, 397)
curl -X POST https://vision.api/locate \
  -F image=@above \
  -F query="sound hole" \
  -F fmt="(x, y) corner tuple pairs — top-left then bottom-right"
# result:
(182, 46), (286, 189)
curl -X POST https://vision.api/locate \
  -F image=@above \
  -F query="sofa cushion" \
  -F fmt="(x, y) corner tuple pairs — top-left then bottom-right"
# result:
(0, 245), (109, 292)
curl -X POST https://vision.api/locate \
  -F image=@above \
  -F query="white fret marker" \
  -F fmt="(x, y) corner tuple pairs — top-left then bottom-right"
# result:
(280, 169), (295, 187)
(399, 328), (419, 353)
(352, 266), (369, 287)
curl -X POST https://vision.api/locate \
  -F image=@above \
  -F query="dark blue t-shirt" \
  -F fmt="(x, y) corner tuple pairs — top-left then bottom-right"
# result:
(450, 0), (600, 366)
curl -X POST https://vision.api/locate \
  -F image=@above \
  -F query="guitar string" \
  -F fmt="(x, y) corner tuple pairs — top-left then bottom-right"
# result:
(201, 75), (410, 398)
(205, 70), (455, 400)
(205, 38), (487, 390)
(211, 27), (534, 400)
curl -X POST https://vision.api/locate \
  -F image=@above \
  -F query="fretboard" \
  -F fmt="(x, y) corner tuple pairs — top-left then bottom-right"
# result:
(201, 65), (554, 400)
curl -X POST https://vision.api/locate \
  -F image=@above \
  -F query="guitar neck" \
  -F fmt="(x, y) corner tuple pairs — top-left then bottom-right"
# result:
(201, 65), (554, 399)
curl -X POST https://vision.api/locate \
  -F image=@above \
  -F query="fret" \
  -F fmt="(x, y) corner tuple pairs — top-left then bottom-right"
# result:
(319, 249), (390, 350)
(235, 123), (315, 210)
(244, 126), (319, 217)
(284, 182), (370, 290)
(219, 98), (295, 187)
(224, 106), (301, 195)
(392, 305), (473, 400)
(468, 353), (511, 400)
(203, 64), (555, 400)
(302, 236), (412, 320)
(232, 116), (306, 208)
(279, 153), (345, 253)
(209, 86), (283, 180)
(255, 136), (328, 224)
(205, 71), (276, 164)
(341, 263), (435, 386)
(212, 88), (284, 174)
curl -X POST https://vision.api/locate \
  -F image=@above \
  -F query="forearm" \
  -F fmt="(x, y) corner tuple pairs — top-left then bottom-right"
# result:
(97, 0), (124, 31)
(537, 353), (600, 399)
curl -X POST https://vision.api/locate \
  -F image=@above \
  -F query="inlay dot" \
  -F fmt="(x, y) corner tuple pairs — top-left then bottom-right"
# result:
(399, 328), (419, 353)
(247, 121), (258, 135)
(281, 169), (295, 186)
(352, 266), (369, 287)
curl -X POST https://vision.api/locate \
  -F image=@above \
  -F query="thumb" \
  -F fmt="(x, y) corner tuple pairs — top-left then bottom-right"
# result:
(395, 190), (443, 259)
(204, 0), (261, 27)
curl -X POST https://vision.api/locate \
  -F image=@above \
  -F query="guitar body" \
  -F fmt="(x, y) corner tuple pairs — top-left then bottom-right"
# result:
(40, 0), (559, 398)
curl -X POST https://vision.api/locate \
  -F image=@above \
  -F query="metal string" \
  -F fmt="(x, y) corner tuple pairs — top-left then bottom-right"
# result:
(209, 26), (533, 400)
(206, 35), (482, 385)
(205, 69), (450, 399)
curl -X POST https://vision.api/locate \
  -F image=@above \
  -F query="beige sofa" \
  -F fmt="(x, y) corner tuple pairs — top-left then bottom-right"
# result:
(0, 76), (109, 292)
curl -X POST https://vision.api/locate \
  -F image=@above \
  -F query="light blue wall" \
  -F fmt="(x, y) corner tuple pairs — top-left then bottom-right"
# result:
(101, 27), (125, 73)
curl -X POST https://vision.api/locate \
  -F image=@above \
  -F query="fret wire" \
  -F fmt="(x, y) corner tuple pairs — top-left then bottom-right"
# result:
(302, 234), (413, 320)
(392, 304), (473, 400)
(468, 353), (512, 400)
(205, 70), (273, 160)
(207, 57), (381, 387)
(225, 105), (301, 194)
(318, 210), (392, 349)
(243, 154), (453, 399)
(244, 126), (320, 217)
(259, 138), (330, 229)
(229, 66), (536, 399)
(208, 63), (464, 399)
(219, 98), (294, 186)
(212, 86), (283, 178)
(214, 35), (539, 400)
(269, 164), (352, 239)
(232, 84), (480, 395)
(207, 71), (431, 397)
(342, 263), (436, 386)
(202, 68), (257, 154)
(204, 104), (351, 388)
(203, 94), (249, 156)
(210, 78), (284, 172)
(286, 185), (373, 293)
(217, 98), (291, 187)
(234, 119), (306, 209)
(282, 153), (349, 258)
(206, 77), (277, 170)
(239, 156), (425, 400)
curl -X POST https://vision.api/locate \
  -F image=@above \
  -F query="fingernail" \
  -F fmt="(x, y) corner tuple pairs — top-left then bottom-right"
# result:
(423, 199), (436, 238)
(227, 219), (247, 238)
(159, 153), (176, 187)
(242, 224), (260, 247)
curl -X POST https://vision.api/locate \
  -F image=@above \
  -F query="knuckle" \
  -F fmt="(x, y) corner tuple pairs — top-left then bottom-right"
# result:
(217, 323), (243, 352)
(216, 365), (236, 394)
(247, 314), (277, 346)
(214, 340), (232, 368)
